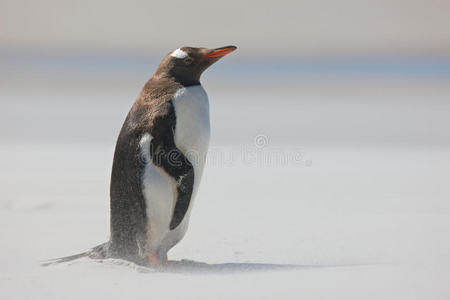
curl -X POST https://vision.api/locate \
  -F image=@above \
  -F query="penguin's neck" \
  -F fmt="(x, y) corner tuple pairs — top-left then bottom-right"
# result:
(152, 72), (200, 87)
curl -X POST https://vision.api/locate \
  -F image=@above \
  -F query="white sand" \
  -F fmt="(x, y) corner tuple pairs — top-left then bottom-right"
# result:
(1, 64), (450, 299)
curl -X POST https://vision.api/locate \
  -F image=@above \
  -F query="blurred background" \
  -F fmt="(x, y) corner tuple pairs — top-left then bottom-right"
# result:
(1, 0), (449, 208)
(1, 0), (450, 297)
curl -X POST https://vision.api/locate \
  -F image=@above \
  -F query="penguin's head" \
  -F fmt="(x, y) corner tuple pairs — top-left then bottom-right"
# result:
(154, 45), (237, 85)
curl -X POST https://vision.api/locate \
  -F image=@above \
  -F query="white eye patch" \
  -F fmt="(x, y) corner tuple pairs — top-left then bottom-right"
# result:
(171, 48), (189, 59)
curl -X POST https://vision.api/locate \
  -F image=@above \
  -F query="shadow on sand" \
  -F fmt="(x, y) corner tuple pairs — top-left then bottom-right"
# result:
(45, 256), (369, 274)
(138, 259), (364, 274)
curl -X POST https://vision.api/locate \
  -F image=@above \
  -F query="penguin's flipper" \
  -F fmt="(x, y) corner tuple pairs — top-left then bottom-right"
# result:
(159, 146), (194, 230)
(148, 105), (195, 230)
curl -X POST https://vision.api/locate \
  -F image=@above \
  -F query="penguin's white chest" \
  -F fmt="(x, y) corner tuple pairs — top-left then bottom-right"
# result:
(172, 85), (211, 162)
(140, 85), (210, 254)
(171, 86), (211, 231)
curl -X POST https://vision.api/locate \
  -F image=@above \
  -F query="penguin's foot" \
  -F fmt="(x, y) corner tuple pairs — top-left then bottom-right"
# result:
(147, 252), (168, 268)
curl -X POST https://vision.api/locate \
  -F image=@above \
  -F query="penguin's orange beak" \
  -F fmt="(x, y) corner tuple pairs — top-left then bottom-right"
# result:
(204, 46), (237, 58)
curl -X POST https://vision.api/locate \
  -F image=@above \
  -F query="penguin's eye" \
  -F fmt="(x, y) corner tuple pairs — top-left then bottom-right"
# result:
(184, 57), (194, 65)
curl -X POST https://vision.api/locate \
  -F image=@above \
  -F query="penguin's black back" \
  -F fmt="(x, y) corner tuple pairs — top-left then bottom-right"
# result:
(108, 113), (147, 263)
(108, 77), (183, 263)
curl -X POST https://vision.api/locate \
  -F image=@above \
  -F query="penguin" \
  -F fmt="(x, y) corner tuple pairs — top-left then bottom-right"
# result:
(44, 45), (237, 268)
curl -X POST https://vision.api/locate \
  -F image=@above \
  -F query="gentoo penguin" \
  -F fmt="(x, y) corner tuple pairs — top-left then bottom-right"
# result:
(44, 45), (237, 268)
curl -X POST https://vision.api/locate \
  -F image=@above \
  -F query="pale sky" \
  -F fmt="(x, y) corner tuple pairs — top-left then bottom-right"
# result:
(1, 0), (449, 56)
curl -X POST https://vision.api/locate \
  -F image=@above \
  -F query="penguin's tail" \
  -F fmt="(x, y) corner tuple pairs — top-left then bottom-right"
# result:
(41, 243), (108, 266)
